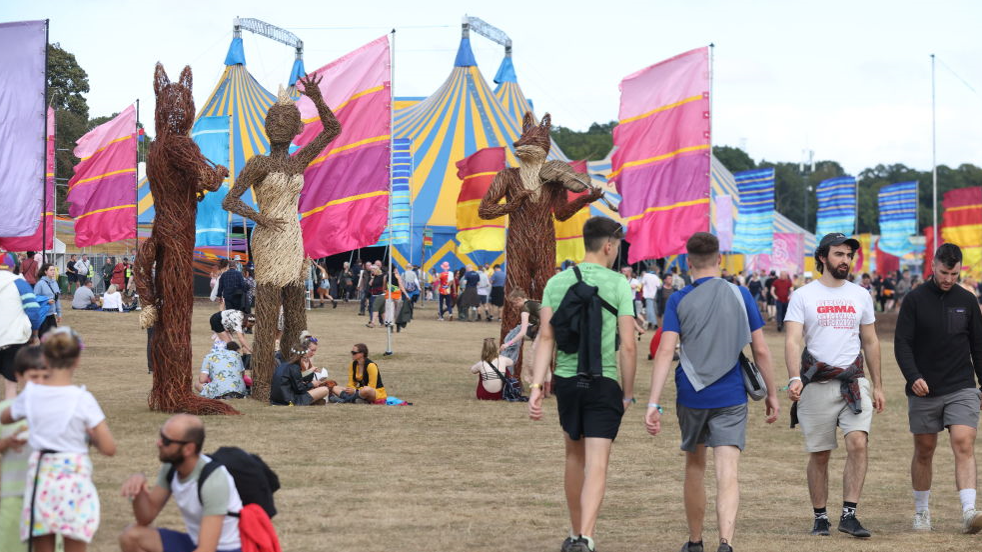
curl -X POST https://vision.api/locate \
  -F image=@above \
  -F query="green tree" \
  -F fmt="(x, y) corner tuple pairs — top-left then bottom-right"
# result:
(713, 145), (754, 173)
(48, 43), (91, 215)
(550, 121), (616, 161)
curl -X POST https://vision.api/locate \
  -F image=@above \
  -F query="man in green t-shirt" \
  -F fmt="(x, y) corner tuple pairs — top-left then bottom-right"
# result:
(529, 216), (637, 552)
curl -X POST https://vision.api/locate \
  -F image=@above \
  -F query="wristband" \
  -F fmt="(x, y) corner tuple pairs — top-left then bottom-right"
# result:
(529, 383), (543, 390)
(788, 376), (802, 384)
(623, 397), (636, 404)
(647, 403), (664, 413)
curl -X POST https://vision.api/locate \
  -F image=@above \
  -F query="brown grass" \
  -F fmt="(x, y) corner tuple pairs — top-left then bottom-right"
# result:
(44, 300), (979, 551)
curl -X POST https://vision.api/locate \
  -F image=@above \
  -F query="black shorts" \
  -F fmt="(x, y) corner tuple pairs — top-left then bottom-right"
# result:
(490, 286), (505, 307)
(0, 343), (26, 383)
(209, 312), (225, 333)
(555, 375), (624, 441)
(67, 273), (78, 283)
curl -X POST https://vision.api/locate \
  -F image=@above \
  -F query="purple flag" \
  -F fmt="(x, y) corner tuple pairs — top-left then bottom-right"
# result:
(0, 20), (47, 238)
(715, 194), (734, 251)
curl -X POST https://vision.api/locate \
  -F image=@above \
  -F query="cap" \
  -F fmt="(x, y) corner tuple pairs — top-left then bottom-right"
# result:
(817, 232), (860, 254)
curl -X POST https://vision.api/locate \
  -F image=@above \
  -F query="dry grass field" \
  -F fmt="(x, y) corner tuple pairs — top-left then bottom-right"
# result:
(40, 298), (981, 551)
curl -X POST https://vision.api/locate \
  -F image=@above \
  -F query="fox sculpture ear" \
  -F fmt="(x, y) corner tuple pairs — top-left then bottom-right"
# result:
(539, 113), (551, 131)
(522, 111), (535, 135)
(178, 66), (193, 91)
(153, 63), (170, 97)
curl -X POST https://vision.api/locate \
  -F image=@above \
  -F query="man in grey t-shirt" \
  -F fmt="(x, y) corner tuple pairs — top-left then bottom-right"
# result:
(71, 280), (99, 310)
(119, 415), (243, 552)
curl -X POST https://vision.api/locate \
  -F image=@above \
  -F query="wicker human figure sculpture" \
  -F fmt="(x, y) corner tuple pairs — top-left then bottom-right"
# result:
(478, 112), (604, 380)
(222, 75), (341, 402)
(136, 63), (237, 415)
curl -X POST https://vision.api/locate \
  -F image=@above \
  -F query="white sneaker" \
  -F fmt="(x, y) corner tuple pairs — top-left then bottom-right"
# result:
(963, 508), (982, 534)
(912, 510), (932, 531)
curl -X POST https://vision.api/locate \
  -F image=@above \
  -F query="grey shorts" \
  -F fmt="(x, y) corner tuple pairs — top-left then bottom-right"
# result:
(677, 402), (748, 453)
(908, 387), (982, 434)
(797, 378), (872, 452)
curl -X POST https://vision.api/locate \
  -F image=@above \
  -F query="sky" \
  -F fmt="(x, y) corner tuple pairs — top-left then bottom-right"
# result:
(4, 0), (981, 175)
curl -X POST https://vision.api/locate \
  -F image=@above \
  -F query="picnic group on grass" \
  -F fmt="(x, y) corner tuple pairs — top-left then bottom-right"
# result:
(2, 216), (982, 551)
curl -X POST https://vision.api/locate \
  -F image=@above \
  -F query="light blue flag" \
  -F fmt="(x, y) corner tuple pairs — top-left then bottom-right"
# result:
(374, 138), (412, 247)
(878, 181), (917, 257)
(815, 176), (857, 237)
(731, 168), (775, 255)
(193, 116), (231, 247)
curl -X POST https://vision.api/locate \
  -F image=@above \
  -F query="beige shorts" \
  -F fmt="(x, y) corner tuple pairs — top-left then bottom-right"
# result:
(797, 377), (872, 452)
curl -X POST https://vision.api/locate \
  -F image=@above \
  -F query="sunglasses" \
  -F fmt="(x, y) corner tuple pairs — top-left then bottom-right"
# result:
(307, 337), (319, 344)
(350, 350), (361, 355)
(159, 431), (190, 447)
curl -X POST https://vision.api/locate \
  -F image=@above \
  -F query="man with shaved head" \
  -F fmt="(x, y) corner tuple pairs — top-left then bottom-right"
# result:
(119, 414), (243, 552)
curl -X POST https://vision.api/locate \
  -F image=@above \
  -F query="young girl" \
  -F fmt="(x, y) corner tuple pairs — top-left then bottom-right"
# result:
(0, 327), (116, 552)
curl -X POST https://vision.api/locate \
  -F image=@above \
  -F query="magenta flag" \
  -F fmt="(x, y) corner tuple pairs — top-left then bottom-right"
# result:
(747, 233), (804, 275)
(296, 35), (391, 258)
(0, 108), (55, 251)
(66, 104), (137, 247)
(0, 20), (47, 238)
(611, 47), (711, 262)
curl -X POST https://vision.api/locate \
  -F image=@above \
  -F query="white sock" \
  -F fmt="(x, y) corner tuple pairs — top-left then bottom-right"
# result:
(914, 490), (931, 512)
(960, 489), (976, 512)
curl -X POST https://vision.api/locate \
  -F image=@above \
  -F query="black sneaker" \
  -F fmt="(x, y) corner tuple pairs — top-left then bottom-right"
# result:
(838, 515), (871, 538)
(568, 537), (594, 552)
(716, 541), (733, 552)
(810, 517), (831, 536)
(679, 542), (703, 552)
(560, 537), (576, 552)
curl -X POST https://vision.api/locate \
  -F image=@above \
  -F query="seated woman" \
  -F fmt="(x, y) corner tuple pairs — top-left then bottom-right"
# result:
(195, 341), (247, 399)
(101, 284), (128, 312)
(469, 338), (514, 400)
(332, 342), (387, 404)
(269, 334), (332, 406)
(499, 288), (544, 384)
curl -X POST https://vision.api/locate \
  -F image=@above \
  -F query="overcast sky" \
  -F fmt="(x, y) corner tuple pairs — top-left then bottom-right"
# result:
(5, 0), (980, 175)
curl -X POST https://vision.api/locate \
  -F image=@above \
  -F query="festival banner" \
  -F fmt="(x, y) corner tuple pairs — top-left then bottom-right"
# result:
(553, 160), (592, 263)
(731, 168), (775, 255)
(611, 47), (711, 262)
(923, 226), (935, 278)
(941, 186), (982, 278)
(0, 20), (47, 238)
(853, 233), (874, 275)
(715, 195), (734, 251)
(66, 104), (137, 247)
(876, 238), (900, 274)
(877, 181), (917, 257)
(746, 232), (803, 275)
(296, 35), (392, 258)
(815, 176), (857, 237)
(192, 116), (232, 247)
(455, 147), (506, 254)
(0, 107), (55, 251)
(373, 138), (412, 247)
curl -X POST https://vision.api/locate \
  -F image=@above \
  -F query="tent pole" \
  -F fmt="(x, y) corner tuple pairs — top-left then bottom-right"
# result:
(226, 114), (232, 260)
(385, 28), (396, 357)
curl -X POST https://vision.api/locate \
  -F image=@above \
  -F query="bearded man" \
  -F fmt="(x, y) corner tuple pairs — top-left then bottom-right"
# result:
(784, 233), (886, 539)
(478, 112), (603, 379)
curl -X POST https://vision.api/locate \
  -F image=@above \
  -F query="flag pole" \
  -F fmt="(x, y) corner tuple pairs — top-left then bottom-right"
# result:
(134, 98), (140, 258)
(708, 43), (714, 234)
(385, 28), (396, 357)
(226, 114), (232, 260)
(41, 19), (49, 262)
(931, 53), (938, 249)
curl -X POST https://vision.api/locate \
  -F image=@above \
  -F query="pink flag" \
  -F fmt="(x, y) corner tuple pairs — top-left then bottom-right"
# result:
(296, 35), (391, 258)
(611, 47), (711, 262)
(715, 195), (734, 251)
(0, 107), (55, 251)
(67, 104), (137, 247)
(748, 233), (803, 275)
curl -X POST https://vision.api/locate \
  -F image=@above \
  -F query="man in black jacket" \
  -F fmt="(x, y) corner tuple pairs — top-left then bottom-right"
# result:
(895, 243), (982, 534)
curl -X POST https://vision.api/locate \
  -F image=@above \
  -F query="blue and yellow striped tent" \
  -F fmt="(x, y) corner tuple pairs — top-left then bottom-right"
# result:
(392, 28), (524, 271)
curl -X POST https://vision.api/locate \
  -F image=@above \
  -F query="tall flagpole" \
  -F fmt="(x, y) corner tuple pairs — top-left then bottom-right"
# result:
(41, 19), (49, 262)
(708, 43), (714, 234)
(931, 54), (938, 248)
(226, 114), (233, 260)
(385, 28), (396, 357)
(134, 98), (140, 258)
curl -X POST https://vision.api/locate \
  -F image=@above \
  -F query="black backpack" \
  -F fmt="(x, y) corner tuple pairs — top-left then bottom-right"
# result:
(550, 266), (619, 378)
(168, 446), (280, 518)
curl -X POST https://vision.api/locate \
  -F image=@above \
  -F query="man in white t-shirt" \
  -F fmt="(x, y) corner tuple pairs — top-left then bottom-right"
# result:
(640, 267), (662, 330)
(119, 415), (243, 552)
(784, 233), (885, 539)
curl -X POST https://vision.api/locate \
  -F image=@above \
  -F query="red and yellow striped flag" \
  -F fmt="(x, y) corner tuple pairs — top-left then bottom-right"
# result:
(455, 147), (506, 253)
(553, 160), (592, 264)
(941, 186), (982, 279)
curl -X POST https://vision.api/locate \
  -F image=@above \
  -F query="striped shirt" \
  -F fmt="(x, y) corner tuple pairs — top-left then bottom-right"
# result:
(15, 277), (43, 329)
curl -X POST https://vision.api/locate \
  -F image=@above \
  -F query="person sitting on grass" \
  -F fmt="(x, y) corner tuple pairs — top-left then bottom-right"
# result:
(0, 346), (48, 552)
(102, 284), (128, 312)
(118, 415), (243, 552)
(470, 337), (514, 401)
(208, 309), (254, 354)
(269, 334), (332, 406)
(195, 342), (247, 400)
(332, 342), (387, 403)
(72, 279), (101, 310)
(499, 288), (543, 387)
